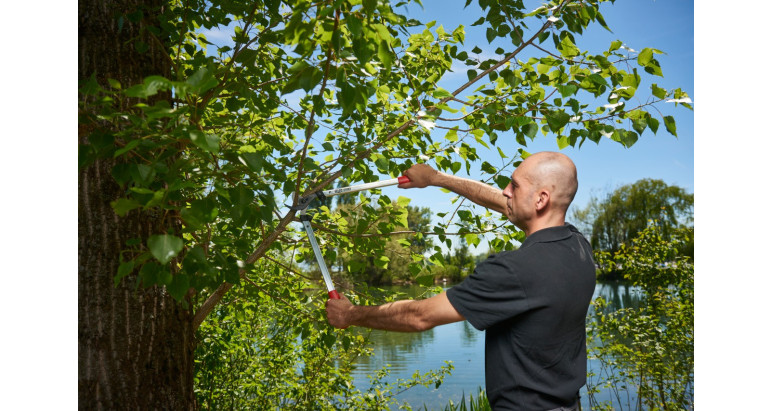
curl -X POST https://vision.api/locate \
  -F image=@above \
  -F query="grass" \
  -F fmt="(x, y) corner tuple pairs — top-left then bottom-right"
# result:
(419, 387), (491, 411)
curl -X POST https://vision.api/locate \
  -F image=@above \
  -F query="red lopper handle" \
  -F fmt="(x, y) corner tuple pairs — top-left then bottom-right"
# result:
(398, 175), (411, 185)
(328, 290), (341, 299)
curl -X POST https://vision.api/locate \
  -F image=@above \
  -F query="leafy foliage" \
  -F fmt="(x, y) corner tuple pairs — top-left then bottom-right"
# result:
(586, 225), (694, 410)
(195, 259), (453, 409)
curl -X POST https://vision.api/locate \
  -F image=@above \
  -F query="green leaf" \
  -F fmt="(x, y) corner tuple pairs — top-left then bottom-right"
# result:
(148, 234), (184, 265)
(651, 84), (667, 99)
(139, 261), (161, 286)
(545, 111), (571, 131)
(632, 117), (647, 135)
(346, 14), (363, 37)
(643, 59), (662, 76)
(124, 76), (170, 98)
(111, 198), (141, 217)
(522, 122), (538, 139)
(181, 198), (218, 229)
(79, 144), (96, 169)
(620, 130), (638, 147)
(186, 67), (219, 95)
(167, 274), (190, 301)
(131, 163), (155, 185)
(190, 130), (220, 154)
(378, 40), (393, 69)
(339, 83), (356, 114)
(362, 0), (377, 14)
(416, 274), (434, 287)
(158, 266), (173, 286)
(647, 116), (660, 134)
(558, 35), (580, 58)
(486, 27), (496, 43)
(444, 127), (458, 142)
(556, 84), (578, 97)
(637, 48), (654, 66)
(480, 161), (496, 175)
(322, 333), (336, 349)
(557, 135), (569, 149)
(464, 233), (480, 247)
(231, 186), (255, 226)
(638, 48), (663, 76)
(494, 175), (510, 189)
(114, 261), (134, 287)
(239, 152), (263, 172)
(114, 139), (140, 158)
(374, 255), (390, 269)
(298, 67), (323, 92)
(433, 88), (452, 99)
(664, 116), (677, 136)
(588, 73), (608, 87)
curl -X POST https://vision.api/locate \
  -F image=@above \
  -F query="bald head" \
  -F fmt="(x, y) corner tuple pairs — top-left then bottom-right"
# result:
(520, 152), (578, 213)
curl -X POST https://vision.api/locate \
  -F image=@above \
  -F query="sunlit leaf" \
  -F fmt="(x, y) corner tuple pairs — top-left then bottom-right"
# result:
(148, 235), (184, 265)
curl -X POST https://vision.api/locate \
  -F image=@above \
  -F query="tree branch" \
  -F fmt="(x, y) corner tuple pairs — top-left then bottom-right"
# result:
(294, 9), (340, 204)
(192, 208), (297, 330)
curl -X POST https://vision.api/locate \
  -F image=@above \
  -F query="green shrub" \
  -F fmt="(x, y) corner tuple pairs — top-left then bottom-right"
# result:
(587, 224), (694, 410)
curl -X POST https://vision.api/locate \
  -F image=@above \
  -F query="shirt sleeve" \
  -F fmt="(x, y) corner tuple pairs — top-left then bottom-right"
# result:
(446, 252), (530, 331)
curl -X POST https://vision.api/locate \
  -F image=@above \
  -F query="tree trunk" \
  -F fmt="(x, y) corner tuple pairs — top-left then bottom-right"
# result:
(78, 0), (195, 408)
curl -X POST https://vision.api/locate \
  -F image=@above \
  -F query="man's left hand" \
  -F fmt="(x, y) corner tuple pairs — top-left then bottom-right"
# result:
(326, 294), (354, 329)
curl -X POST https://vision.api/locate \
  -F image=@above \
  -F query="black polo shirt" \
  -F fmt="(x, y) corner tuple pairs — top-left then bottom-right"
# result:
(446, 223), (596, 410)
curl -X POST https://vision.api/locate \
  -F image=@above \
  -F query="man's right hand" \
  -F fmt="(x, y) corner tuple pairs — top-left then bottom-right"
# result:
(399, 164), (439, 189)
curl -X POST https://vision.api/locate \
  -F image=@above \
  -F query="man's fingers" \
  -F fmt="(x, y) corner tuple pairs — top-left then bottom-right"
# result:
(399, 164), (435, 189)
(325, 294), (352, 329)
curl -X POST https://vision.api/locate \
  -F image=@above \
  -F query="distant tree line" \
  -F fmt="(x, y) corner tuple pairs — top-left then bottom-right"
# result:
(571, 178), (693, 279)
(322, 179), (693, 285)
(304, 196), (492, 286)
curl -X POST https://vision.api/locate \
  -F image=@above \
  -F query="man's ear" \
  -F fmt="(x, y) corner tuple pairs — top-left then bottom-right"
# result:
(535, 189), (550, 211)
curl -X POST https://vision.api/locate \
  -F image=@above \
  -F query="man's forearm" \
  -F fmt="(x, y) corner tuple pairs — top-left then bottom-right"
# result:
(348, 300), (432, 332)
(432, 172), (507, 214)
(327, 292), (464, 330)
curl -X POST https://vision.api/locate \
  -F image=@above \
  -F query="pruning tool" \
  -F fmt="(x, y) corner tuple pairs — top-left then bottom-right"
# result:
(291, 176), (411, 299)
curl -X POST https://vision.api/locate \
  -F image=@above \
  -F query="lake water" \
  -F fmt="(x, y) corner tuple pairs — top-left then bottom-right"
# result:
(349, 281), (642, 410)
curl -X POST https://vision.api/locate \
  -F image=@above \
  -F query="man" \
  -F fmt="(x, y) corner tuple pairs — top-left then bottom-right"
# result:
(326, 152), (596, 410)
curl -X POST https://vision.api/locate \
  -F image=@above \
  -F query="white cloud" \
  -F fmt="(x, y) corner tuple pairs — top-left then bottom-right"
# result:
(603, 102), (625, 111)
(666, 97), (693, 104)
(417, 119), (436, 131)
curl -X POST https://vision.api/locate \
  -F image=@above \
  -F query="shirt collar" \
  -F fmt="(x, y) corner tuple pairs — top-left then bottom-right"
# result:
(520, 223), (577, 248)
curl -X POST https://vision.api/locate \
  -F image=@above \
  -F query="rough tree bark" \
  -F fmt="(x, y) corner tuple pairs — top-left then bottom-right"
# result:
(78, 0), (196, 408)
